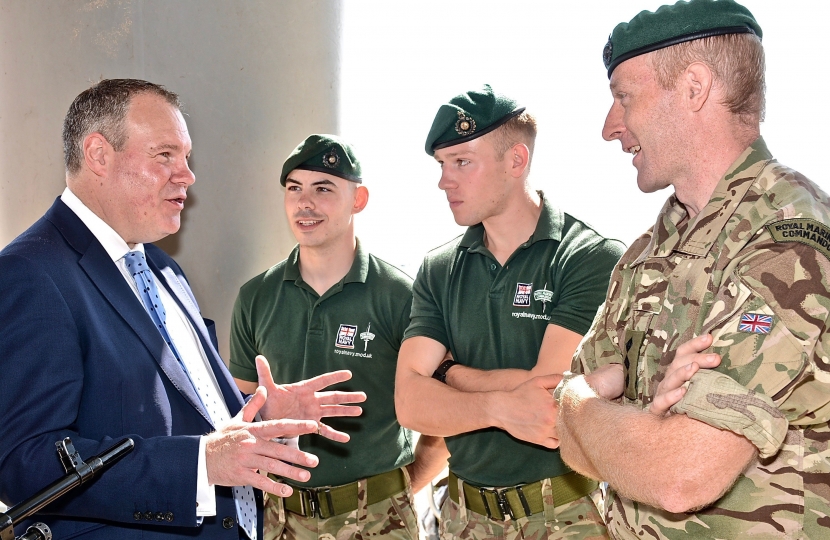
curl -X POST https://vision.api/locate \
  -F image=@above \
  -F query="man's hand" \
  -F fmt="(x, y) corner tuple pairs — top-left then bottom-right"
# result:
(255, 355), (366, 442)
(492, 374), (563, 449)
(206, 387), (321, 497)
(650, 334), (721, 416)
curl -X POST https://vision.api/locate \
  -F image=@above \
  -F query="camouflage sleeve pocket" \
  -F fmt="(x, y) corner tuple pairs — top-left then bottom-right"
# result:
(706, 272), (807, 403)
(670, 369), (788, 458)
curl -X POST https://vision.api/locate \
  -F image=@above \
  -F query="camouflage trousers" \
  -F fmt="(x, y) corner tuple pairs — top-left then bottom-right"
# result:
(439, 477), (608, 540)
(264, 470), (419, 540)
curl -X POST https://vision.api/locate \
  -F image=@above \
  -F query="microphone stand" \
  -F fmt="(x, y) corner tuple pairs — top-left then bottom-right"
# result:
(0, 437), (134, 540)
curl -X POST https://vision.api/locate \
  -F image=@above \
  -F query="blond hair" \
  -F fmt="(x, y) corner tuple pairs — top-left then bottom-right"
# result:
(489, 111), (538, 162)
(651, 32), (765, 125)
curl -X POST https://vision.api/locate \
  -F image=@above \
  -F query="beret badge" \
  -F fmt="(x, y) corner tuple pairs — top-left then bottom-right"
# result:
(455, 110), (476, 136)
(603, 37), (613, 69)
(323, 148), (340, 169)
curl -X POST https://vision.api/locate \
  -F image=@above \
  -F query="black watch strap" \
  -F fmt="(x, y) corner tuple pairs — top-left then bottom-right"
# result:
(432, 359), (460, 384)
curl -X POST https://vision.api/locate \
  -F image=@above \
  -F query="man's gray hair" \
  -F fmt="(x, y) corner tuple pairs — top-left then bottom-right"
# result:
(63, 79), (180, 175)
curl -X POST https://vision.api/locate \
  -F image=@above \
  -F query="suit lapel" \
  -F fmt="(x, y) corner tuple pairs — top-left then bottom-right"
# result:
(46, 199), (214, 424)
(148, 254), (245, 417)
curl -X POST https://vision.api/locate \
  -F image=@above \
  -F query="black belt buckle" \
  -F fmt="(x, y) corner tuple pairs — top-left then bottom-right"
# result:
(299, 488), (319, 518)
(479, 487), (513, 521)
(299, 487), (334, 519)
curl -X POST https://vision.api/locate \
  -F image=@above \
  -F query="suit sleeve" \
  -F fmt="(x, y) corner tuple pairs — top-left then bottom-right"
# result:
(0, 253), (203, 527)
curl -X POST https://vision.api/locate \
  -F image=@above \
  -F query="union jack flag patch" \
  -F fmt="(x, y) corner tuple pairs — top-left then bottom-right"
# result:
(738, 313), (773, 334)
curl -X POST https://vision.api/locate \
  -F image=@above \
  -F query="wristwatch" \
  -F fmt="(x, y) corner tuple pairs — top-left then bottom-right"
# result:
(432, 359), (460, 384)
(553, 371), (580, 405)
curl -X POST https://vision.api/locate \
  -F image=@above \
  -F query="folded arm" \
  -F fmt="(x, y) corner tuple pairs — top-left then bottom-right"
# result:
(394, 336), (562, 448)
(444, 324), (584, 391)
(558, 335), (758, 513)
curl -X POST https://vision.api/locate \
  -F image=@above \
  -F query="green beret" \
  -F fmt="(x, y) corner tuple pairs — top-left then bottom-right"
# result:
(603, 0), (762, 78)
(280, 134), (362, 186)
(424, 84), (525, 156)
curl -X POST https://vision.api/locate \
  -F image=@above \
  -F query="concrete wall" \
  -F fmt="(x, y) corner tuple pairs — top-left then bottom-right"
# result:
(0, 0), (341, 359)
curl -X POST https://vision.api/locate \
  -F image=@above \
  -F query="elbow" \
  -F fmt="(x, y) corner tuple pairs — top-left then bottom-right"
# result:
(657, 474), (733, 514)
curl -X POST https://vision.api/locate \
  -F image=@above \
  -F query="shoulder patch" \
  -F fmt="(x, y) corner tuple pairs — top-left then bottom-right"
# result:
(767, 218), (830, 261)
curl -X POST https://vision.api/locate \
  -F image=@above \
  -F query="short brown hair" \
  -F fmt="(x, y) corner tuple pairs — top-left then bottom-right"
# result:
(63, 79), (181, 175)
(489, 111), (538, 162)
(651, 32), (765, 125)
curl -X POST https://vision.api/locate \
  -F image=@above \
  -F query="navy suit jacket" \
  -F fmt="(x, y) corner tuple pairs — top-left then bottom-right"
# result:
(0, 198), (261, 539)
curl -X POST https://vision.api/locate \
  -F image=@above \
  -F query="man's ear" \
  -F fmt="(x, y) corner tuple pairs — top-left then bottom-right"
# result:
(82, 133), (113, 177)
(683, 62), (713, 113)
(353, 185), (369, 214)
(510, 143), (530, 178)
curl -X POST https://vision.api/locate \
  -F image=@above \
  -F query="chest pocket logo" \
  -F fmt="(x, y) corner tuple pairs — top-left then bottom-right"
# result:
(624, 329), (645, 401)
(335, 324), (357, 349)
(513, 283), (532, 307)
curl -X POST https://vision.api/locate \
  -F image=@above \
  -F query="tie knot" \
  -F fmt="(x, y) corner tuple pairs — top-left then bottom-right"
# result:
(123, 250), (149, 275)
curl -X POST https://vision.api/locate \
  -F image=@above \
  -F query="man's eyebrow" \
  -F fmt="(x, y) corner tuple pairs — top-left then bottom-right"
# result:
(150, 143), (181, 152)
(284, 178), (338, 187)
(436, 150), (474, 160)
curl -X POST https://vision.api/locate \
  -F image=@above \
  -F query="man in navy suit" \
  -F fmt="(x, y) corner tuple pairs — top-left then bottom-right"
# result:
(0, 79), (365, 539)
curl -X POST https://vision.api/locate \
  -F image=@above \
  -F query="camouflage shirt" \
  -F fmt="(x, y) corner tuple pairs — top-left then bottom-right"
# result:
(575, 138), (830, 539)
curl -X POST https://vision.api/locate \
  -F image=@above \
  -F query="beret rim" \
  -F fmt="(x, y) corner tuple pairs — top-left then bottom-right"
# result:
(292, 164), (362, 183)
(607, 25), (757, 78)
(431, 107), (526, 153)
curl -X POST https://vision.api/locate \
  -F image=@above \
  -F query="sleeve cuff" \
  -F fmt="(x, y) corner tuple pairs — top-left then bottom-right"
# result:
(670, 369), (789, 458)
(196, 436), (217, 517)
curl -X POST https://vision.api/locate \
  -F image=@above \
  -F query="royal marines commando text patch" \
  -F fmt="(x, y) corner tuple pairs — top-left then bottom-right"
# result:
(767, 218), (830, 261)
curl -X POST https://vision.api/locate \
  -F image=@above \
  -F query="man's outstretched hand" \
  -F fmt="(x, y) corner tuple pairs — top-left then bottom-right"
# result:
(206, 386), (321, 497)
(254, 355), (367, 442)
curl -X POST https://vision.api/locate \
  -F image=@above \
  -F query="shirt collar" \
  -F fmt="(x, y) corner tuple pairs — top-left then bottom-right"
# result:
(283, 238), (369, 285)
(61, 187), (144, 260)
(459, 190), (563, 252)
(643, 137), (773, 261)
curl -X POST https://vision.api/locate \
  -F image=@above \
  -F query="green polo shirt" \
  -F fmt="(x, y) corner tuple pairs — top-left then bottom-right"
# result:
(230, 241), (414, 487)
(405, 194), (625, 487)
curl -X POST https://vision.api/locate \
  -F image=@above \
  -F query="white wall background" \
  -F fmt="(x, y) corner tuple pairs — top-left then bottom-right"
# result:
(1, 0), (826, 353)
(0, 0), (341, 359)
(341, 0), (830, 276)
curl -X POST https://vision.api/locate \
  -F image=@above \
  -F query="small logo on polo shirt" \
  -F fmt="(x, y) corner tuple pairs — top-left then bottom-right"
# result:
(513, 283), (532, 307)
(534, 283), (553, 311)
(335, 324), (357, 349)
(359, 323), (375, 352)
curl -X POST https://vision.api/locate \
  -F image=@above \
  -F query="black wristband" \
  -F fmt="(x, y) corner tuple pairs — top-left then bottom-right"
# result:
(432, 359), (460, 384)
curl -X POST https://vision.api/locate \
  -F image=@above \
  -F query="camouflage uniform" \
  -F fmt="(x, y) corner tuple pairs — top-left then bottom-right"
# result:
(263, 470), (418, 540)
(575, 138), (830, 539)
(439, 478), (607, 540)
